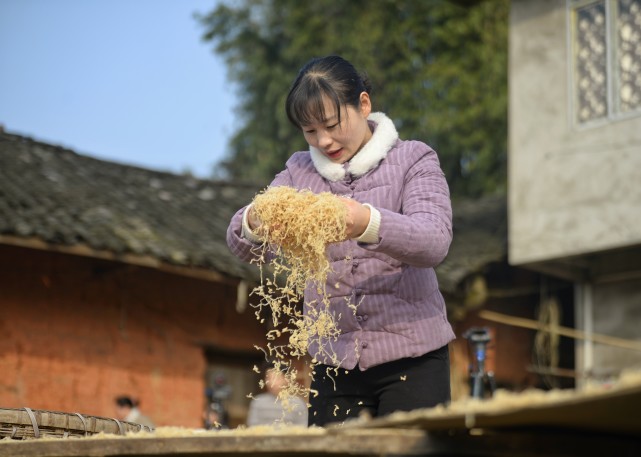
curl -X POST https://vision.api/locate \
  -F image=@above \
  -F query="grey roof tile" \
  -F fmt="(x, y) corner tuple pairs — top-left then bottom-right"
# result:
(0, 131), (263, 281)
(437, 195), (507, 293)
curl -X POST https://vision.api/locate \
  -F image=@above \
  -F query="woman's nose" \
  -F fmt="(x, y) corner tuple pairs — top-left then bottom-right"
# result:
(317, 130), (332, 148)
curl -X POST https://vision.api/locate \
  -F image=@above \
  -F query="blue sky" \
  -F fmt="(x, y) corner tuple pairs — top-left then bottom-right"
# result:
(0, 0), (236, 178)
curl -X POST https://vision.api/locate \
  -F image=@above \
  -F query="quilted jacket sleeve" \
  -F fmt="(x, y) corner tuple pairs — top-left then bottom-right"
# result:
(359, 146), (453, 268)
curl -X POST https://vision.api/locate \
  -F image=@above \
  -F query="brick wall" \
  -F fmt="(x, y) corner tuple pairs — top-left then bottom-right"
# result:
(0, 245), (265, 427)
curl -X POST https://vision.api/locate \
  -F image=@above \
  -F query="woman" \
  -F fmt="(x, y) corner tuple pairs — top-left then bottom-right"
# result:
(227, 55), (455, 426)
(246, 365), (308, 427)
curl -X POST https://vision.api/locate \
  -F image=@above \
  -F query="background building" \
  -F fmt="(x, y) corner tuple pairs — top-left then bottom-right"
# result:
(509, 0), (641, 383)
(0, 132), (267, 427)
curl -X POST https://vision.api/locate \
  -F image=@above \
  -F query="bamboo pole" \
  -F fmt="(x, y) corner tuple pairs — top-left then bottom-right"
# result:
(479, 310), (641, 352)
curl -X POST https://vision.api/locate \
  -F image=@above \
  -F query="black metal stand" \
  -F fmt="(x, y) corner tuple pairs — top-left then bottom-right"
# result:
(464, 327), (497, 398)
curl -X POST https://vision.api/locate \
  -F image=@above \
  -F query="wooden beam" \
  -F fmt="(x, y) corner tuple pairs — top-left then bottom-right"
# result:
(479, 310), (641, 352)
(526, 365), (579, 379)
(0, 429), (434, 457)
(0, 235), (238, 285)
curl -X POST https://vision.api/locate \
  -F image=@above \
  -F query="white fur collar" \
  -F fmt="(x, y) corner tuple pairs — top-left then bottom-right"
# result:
(309, 112), (398, 182)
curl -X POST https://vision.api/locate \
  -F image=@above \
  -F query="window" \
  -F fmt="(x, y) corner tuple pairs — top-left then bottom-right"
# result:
(570, 0), (641, 125)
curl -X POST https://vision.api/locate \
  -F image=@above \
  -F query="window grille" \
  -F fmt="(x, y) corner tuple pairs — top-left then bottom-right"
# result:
(570, 0), (641, 124)
(617, 0), (641, 113)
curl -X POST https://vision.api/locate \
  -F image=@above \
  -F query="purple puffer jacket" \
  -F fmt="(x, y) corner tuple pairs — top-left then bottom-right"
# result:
(226, 112), (455, 370)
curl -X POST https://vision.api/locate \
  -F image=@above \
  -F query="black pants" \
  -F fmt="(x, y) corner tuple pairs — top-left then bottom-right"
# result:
(308, 345), (451, 426)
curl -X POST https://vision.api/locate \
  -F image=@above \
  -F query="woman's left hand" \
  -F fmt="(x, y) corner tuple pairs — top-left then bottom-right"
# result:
(339, 197), (371, 239)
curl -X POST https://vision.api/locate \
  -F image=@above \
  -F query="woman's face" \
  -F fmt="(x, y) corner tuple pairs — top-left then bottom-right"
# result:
(301, 92), (372, 164)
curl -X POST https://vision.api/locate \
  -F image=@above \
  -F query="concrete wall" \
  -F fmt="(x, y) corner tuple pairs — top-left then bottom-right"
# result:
(576, 279), (641, 378)
(0, 245), (265, 427)
(508, 0), (641, 265)
(593, 279), (641, 374)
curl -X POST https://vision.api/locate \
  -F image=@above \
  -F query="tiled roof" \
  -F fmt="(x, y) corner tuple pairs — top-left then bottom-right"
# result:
(437, 194), (507, 293)
(0, 131), (264, 282)
(0, 131), (507, 290)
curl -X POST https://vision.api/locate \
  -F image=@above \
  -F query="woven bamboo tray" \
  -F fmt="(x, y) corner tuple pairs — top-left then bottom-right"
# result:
(0, 407), (153, 440)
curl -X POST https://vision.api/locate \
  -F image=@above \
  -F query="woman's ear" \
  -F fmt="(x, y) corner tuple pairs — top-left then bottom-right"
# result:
(359, 92), (372, 117)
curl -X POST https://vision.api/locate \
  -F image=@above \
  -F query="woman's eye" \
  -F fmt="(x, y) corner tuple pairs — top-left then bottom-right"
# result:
(327, 123), (339, 130)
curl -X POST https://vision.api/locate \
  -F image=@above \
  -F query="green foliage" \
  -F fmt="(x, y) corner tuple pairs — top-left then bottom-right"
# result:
(198, 0), (508, 197)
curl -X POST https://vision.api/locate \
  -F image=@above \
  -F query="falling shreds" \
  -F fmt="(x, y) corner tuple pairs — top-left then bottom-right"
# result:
(248, 186), (350, 407)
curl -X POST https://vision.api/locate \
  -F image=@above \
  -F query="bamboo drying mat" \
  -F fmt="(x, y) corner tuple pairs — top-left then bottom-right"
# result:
(0, 407), (153, 440)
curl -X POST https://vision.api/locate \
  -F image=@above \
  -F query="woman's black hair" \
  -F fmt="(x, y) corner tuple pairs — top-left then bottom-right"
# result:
(285, 55), (372, 129)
